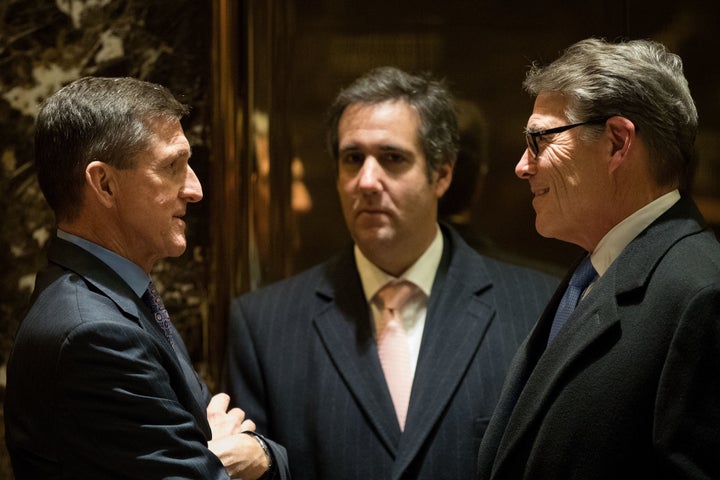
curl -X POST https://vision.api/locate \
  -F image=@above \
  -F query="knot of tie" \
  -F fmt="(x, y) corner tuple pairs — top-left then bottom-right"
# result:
(142, 281), (175, 348)
(375, 280), (419, 321)
(569, 255), (598, 289)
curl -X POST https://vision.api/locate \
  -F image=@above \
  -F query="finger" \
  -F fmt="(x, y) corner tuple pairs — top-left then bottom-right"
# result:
(226, 407), (246, 423)
(241, 419), (256, 432)
(207, 392), (231, 415)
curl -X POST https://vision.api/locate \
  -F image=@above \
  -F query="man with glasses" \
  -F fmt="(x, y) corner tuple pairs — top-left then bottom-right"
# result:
(476, 38), (720, 479)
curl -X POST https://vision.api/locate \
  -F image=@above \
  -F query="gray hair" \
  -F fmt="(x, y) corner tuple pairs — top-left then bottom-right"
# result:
(523, 38), (698, 191)
(325, 66), (459, 180)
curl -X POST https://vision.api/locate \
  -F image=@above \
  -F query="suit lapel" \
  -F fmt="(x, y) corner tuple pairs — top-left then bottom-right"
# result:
(478, 264), (571, 477)
(47, 237), (212, 437)
(491, 277), (620, 471)
(393, 227), (494, 476)
(50, 239), (180, 360)
(489, 196), (709, 474)
(312, 249), (402, 454)
(312, 235), (496, 464)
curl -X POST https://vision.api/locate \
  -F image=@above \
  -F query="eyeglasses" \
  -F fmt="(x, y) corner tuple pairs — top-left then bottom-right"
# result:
(524, 117), (610, 156)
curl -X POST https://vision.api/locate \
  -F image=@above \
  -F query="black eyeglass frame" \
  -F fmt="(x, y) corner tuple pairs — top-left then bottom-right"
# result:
(524, 117), (611, 156)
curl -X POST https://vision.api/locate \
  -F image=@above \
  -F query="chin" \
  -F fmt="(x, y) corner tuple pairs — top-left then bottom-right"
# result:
(534, 218), (553, 240)
(166, 239), (188, 258)
(356, 230), (397, 254)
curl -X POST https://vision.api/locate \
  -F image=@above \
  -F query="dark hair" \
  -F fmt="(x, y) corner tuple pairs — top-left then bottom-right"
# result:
(34, 76), (189, 222)
(325, 66), (459, 180)
(523, 38), (698, 191)
(439, 99), (489, 218)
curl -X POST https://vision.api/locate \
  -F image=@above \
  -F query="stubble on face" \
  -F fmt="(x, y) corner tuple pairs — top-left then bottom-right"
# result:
(113, 119), (200, 272)
(336, 101), (447, 274)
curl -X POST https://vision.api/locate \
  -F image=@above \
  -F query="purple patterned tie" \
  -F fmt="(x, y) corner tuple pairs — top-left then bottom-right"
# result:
(142, 281), (176, 348)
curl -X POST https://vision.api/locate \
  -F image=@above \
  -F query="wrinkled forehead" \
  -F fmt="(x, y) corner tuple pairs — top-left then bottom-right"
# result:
(527, 92), (570, 129)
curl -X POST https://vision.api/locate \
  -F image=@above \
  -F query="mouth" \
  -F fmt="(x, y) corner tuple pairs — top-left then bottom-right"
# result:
(532, 187), (550, 198)
(355, 208), (390, 224)
(356, 206), (387, 215)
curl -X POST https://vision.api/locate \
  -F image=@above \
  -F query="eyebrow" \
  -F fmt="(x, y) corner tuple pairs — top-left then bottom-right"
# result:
(174, 148), (192, 160)
(523, 123), (548, 134)
(338, 144), (360, 153)
(339, 144), (413, 155)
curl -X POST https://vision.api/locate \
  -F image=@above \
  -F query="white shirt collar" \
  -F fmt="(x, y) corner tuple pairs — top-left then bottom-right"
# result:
(355, 225), (444, 303)
(591, 190), (680, 276)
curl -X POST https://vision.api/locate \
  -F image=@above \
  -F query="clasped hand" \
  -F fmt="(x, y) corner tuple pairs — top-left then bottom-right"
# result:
(207, 393), (269, 479)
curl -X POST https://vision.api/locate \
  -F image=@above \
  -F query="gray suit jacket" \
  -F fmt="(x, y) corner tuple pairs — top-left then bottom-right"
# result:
(477, 197), (720, 479)
(225, 225), (558, 479)
(4, 236), (289, 479)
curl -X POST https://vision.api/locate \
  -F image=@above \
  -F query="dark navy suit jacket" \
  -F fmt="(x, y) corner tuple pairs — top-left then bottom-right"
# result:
(225, 225), (558, 479)
(5, 236), (289, 479)
(477, 197), (720, 479)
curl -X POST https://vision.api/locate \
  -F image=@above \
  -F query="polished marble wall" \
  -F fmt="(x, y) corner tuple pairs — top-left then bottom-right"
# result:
(0, 1), (212, 476)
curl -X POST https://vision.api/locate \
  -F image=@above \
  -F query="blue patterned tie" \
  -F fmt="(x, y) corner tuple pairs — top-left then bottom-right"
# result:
(547, 256), (597, 345)
(142, 281), (176, 348)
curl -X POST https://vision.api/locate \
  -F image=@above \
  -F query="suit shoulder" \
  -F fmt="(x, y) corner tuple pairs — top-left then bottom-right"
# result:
(239, 261), (329, 299)
(658, 228), (720, 284)
(18, 268), (142, 344)
(231, 255), (344, 319)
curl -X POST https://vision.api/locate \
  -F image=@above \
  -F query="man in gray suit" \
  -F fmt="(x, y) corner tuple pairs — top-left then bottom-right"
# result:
(5, 76), (288, 479)
(477, 38), (720, 478)
(225, 66), (558, 479)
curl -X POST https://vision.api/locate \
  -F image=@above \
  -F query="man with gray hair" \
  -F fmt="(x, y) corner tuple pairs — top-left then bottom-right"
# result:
(477, 38), (720, 479)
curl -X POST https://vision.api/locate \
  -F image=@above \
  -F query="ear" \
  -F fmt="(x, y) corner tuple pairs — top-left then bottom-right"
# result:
(85, 161), (117, 208)
(606, 116), (636, 174)
(434, 160), (455, 198)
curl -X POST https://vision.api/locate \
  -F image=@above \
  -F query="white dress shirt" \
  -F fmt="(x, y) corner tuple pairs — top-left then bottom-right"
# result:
(355, 226), (444, 379)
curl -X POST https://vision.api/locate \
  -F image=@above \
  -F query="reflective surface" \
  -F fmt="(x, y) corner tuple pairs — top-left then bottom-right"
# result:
(222, 0), (720, 291)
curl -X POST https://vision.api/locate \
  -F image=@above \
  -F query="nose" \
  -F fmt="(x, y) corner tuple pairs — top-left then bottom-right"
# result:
(182, 165), (203, 203)
(357, 157), (383, 191)
(515, 148), (536, 179)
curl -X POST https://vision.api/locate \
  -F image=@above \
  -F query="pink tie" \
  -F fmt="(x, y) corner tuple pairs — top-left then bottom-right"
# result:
(375, 280), (418, 430)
